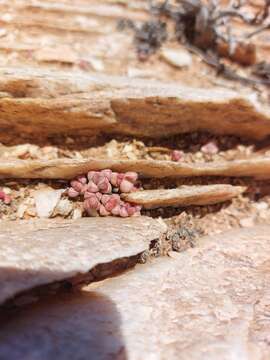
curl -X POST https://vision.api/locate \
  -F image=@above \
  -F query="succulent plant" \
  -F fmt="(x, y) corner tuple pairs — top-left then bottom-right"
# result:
(0, 189), (11, 205)
(68, 170), (141, 217)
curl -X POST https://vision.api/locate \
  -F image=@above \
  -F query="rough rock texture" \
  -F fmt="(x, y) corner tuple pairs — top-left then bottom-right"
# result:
(161, 48), (192, 68)
(1, 156), (270, 179)
(122, 184), (245, 209)
(0, 226), (269, 359)
(0, 216), (166, 305)
(0, 67), (269, 140)
(33, 189), (64, 218)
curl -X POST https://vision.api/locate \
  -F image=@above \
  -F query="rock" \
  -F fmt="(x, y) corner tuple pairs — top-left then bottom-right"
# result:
(161, 47), (192, 68)
(0, 216), (166, 305)
(239, 217), (255, 227)
(127, 67), (156, 78)
(34, 189), (64, 218)
(0, 67), (269, 140)
(87, 57), (104, 72)
(72, 208), (82, 219)
(16, 204), (27, 219)
(1, 156), (270, 179)
(253, 201), (268, 211)
(171, 150), (183, 161)
(122, 185), (245, 209)
(0, 226), (269, 359)
(13, 295), (39, 307)
(201, 141), (219, 155)
(0, 28), (7, 38)
(35, 46), (78, 64)
(53, 198), (73, 217)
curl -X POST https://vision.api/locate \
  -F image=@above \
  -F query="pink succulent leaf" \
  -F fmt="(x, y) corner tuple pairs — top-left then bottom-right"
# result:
(110, 172), (118, 186)
(96, 192), (102, 201)
(0, 190), (6, 201)
(84, 191), (96, 199)
(70, 180), (84, 193)
(171, 150), (183, 162)
(80, 184), (89, 194)
(100, 169), (112, 180)
(92, 172), (102, 185)
(98, 178), (112, 194)
(68, 187), (80, 198)
(116, 173), (125, 187)
(126, 205), (136, 216)
(124, 172), (138, 183)
(111, 204), (120, 216)
(111, 194), (121, 201)
(101, 194), (111, 205)
(120, 179), (134, 193)
(84, 197), (100, 211)
(119, 206), (129, 218)
(87, 181), (99, 193)
(87, 171), (96, 181)
(105, 197), (119, 211)
(99, 204), (110, 216)
(3, 195), (11, 205)
(77, 175), (87, 184)
(201, 142), (219, 155)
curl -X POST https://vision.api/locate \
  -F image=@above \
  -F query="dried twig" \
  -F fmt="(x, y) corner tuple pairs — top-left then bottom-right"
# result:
(118, 0), (270, 86)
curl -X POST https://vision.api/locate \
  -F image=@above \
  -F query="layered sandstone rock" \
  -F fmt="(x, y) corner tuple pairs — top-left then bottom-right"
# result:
(0, 67), (269, 140)
(121, 184), (245, 209)
(0, 216), (166, 305)
(0, 156), (270, 179)
(0, 226), (269, 359)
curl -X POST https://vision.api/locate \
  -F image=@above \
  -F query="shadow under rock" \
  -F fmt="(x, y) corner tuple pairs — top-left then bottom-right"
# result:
(0, 289), (127, 360)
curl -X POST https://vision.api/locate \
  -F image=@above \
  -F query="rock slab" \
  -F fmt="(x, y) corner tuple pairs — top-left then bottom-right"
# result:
(0, 216), (166, 305)
(0, 226), (269, 359)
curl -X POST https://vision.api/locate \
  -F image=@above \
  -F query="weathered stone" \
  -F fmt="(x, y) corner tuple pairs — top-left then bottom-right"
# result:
(0, 226), (269, 359)
(161, 47), (192, 68)
(0, 67), (269, 140)
(53, 198), (73, 217)
(0, 216), (166, 305)
(0, 156), (270, 179)
(122, 184), (245, 209)
(34, 189), (64, 218)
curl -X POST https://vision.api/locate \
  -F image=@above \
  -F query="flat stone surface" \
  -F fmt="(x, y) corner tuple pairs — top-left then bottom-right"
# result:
(0, 226), (269, 359)
(1, 156), (270, 179)
(0, 216), (166, 305)
(0, 67), (269, 140)
(122, 184), (245, 209)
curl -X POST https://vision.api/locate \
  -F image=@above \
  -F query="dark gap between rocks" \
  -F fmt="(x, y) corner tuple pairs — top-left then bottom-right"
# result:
(0, 254), (142, 310)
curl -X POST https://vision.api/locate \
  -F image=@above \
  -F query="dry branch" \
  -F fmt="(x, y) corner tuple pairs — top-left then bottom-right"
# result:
(0, 156), (270, 179)
(0, 67), (269, 139)
(121, 185), (245, 209)
(0, 216), (166, 305)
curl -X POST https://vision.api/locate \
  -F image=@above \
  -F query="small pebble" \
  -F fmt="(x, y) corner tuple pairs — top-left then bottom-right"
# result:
(239, 217), (255, 228)
(171, 150), (183, 162)
(201, 142), (219, 155)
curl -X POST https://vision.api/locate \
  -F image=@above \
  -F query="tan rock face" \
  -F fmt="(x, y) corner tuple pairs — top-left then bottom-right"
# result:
(122, 184), (245, 209)
(1, 156), (270, 179)
(0, 216), (166, 305)
(1, 226), (269, 359)
(0, 67), (269, 140)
